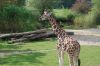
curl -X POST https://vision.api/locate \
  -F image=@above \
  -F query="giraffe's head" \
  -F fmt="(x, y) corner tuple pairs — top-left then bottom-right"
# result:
(39, 9), (52, 21)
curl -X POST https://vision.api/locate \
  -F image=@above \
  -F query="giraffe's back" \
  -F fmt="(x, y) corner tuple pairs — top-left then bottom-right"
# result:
(63, 37), (80, 54)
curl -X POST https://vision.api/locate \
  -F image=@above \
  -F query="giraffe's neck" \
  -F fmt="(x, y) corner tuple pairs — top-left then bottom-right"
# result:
(48, 17), (68, 38)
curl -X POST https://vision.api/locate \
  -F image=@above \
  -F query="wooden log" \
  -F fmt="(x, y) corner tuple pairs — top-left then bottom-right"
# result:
(8, 32), (55, 44)
(0, 29), (47, 39)
(8, 34), (36, 44)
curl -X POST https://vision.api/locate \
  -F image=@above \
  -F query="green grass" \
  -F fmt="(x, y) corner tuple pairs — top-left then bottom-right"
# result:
(0, 40), (100, 66)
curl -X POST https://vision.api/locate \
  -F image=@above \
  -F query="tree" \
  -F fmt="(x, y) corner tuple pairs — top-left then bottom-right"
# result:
(26, 0), (58, 12)
(71, 0), (92, 14)
(61, 0), (76, 8)
(91, 0), (100, 25)
(16, 0), (26, 6)
(0, 0), (26, 7)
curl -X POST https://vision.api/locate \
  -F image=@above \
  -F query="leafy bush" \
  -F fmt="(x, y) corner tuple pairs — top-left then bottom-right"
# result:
(74, 14), (96, 28)
(0, 5), (41, 33)
(53, 9), (77, 24)
(26, 0), (58, 12)
(73, 0), (100, 28)
(91, 0), (100, 25)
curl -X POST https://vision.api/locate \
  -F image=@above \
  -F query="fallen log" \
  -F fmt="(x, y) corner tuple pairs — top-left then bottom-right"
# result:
(8, 32), (55, 44)
(0, 29), (47, 39)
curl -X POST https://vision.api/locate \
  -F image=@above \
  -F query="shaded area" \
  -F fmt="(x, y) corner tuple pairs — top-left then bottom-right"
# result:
(0, 52), (46, 65)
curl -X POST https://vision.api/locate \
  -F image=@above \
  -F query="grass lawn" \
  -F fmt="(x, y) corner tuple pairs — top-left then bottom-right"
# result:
(0, 40), (100, 66)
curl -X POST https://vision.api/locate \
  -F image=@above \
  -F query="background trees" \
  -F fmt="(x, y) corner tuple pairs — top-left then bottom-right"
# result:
(71, 0), (91, 14)
(0, 0), (41, 33)
(0, 0), (100, 33)
(92, 0), (100, 25)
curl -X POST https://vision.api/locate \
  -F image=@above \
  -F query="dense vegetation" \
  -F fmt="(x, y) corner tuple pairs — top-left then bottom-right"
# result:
(0, 0), (100, 33)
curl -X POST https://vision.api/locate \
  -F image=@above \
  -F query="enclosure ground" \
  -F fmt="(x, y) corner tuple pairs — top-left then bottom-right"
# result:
(0, 40), (100, 66)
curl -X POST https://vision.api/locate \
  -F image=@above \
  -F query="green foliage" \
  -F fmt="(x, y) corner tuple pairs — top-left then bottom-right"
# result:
(0, 0), (99, 32)
(2, 5), (31, 22)
(0, 0), (26, 7)
(16, 0), (26, 6)
(73, 0), (100, 28)
(74, 14), (96, 28)
(26, 0), (58, 12)
(53, 9), (78, 25)
(91, 0), (100, 25)
(0, 5), (41, 33)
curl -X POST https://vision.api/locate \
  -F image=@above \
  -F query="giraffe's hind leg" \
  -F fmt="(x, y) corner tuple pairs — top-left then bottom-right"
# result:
(73, 52), (80, 66)
(68, 54), (74, 66)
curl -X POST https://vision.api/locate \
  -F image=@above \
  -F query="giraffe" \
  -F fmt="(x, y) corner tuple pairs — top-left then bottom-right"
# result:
(39, 9), (80, 66)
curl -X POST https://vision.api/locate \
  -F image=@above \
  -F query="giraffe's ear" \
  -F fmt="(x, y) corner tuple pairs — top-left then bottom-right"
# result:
(49, 12), (53, 16)
(44, 9), (49, 15)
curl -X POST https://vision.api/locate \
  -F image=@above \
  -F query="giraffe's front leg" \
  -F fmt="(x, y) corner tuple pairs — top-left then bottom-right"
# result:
(57, 44), (64, 66)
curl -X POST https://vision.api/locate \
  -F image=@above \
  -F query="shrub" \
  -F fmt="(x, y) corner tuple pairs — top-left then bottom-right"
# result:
(71, 0), (91, 14)
(91, 0), (100, 25)
(74, 13), (96, 28)
(73, 0), (100, 28)
(53, 9), (77, 24)
(0, 5), (41, 33)
(26, 0), (58, 13)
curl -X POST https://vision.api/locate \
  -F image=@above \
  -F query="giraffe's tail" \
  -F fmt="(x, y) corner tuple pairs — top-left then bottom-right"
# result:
(78, 59), (81, 66)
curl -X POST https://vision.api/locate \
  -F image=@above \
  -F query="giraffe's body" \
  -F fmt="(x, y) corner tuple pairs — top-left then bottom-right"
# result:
(40, 10), (80, 66)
